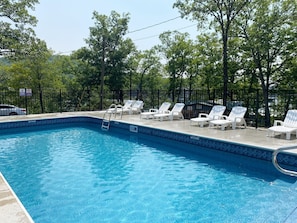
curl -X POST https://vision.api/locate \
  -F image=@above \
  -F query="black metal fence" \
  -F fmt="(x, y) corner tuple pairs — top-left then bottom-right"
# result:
(1, 88), (297, 128)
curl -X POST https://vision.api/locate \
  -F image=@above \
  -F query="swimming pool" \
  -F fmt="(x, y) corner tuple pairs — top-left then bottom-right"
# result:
(0, 117), (297, 222)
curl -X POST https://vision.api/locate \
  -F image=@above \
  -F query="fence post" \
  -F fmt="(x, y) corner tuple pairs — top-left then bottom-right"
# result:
(88, 88), (91, 111)
(25, 88), (28, 115)
(59, 89), (62, 113)
(255, 89), (259, 129)
(157, 90), (160, 106)
(195, 90), (197, 104)
(112, 90), (115, 103)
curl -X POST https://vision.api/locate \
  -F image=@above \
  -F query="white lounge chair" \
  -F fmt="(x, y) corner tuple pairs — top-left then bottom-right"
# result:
(103, 103), (124, 119)
(154, 103), (185, 121)
(120, 100), (136, 114)
(209, 106), (247, 130)
(267, 110), (297, 140)
(190, 105), (226, 127)
(140, 102), (171, 119)
(128, 100), (144, 114)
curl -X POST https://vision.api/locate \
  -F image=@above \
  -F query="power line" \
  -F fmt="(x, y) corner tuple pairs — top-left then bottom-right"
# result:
(177, 23), (198, 31)
(133, 34), (160, 41)
(54, 19), (197, 54)
(133, 23), (198, 42)
(128, 16), (181, 34)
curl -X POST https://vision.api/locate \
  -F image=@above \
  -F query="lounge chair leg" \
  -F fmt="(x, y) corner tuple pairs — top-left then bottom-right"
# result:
(286, 132), (291, 140)
(232, 123), (236, 130)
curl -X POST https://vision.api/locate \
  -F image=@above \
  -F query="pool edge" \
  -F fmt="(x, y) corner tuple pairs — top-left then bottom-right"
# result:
(0, 172), (34, 223)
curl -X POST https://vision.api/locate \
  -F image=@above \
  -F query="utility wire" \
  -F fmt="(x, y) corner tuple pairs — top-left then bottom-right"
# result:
(133, 34), (160, 41)
(133, 23), (198, 42)
(55, 18), (197, 54)
(128, 16), (181, 34)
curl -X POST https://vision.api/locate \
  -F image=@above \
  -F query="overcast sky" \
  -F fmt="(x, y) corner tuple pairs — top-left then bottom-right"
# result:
(32, 0), (198, 54)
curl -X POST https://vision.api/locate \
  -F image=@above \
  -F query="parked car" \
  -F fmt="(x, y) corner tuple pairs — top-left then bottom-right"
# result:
(0, 104), (26, 116)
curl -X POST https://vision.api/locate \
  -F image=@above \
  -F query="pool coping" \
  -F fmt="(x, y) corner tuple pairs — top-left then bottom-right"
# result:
(0, 173), (34, 223)
(1, 112), (297, 222)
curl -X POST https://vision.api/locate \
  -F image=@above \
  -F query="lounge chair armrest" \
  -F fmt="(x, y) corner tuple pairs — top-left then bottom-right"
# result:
(149, 108), (158, 112)
(221, 115), (228, 120)
(198, 113), (208, 118)
(273, 120), (283, 126)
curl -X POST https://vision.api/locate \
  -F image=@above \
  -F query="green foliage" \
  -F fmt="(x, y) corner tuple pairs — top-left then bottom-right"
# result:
(79, 10), (134, 107)
(0, 0), (39, 56)
(236, 0), (297, 126)
(129, 48), (165, 104)
(193, 33), (222, 91)
(174, 0), (251, 105)
(1, 1), (297, 118)
(159, 31), (195, 101)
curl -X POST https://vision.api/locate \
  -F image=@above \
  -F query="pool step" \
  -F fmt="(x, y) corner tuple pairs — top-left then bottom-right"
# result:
(102, 111), (113, 130)
(101, 119), (110, 130)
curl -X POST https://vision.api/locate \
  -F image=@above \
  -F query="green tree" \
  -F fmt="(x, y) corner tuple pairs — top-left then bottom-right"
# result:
(106, 38), (136, 97)
(238, 0), (297, 126)
(0, 57), (11, 89)
(133, 48), (163, 103)
(85, 10), (132, 109)
(49, 55), (82, 111)
(194, 33), (222, 98)
(174, 0), (251, 106)
(8, 39), (54, 113)
(159, 31), (194, 102)
(71, 47), (104, 109)
(0, 0), (39, 56)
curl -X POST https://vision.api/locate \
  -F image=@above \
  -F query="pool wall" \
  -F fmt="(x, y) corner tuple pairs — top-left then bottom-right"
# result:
(1, 116), (297, 168)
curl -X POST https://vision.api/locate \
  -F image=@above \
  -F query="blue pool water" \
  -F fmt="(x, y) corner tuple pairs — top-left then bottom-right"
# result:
(0, 124), (297, 223)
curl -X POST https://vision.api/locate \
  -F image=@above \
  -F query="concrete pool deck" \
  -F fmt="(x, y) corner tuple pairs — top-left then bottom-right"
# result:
(1, 111), (297, 222)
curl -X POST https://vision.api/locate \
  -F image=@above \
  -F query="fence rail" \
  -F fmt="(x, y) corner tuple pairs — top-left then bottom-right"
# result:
(1, 89), (297, 128)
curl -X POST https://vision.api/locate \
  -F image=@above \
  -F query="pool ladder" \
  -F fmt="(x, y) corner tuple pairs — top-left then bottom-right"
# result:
(272, 145), (297, 177)
(101, 104), (123, 130)
(101, 112), (112, 130)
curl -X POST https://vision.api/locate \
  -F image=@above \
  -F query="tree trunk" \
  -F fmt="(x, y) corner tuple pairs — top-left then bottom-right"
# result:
(222, 31), (228, 106)
(99, 38), (106, 110)
(38, 83), (44, 113)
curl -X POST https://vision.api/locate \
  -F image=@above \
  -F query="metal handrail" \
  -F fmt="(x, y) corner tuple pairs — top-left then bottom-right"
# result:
(272, 145), (297, 177)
